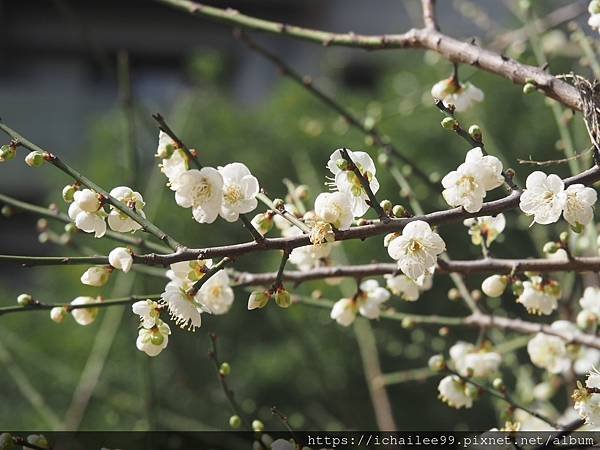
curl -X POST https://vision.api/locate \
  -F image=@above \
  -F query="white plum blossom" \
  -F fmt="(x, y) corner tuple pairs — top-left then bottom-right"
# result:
(527, 332), (569, 374)
(580, 287), (600, 316)
(441, 147), (504, 213)
(68, 189), (106, 238)
(573, 368), (600, 426)
(50, 306), (67, 324)
(160, 280), (204, 331)
(108, 247), (133, 273)
(197, 270), (234, 315)
(431, 77), (484, 112)
(589, 1), (600, 32)
(326, 148), (379, 217)
(481, 275), (508, 298)
(80, 266), (111, 287)
(564, 184), (597, 228)
(517, 276), (559, 315)
(449, 341), (501, 378)
(463, 214), (505, 247)
(437, 375), (473, 409)
(132, 299), (161, 329)
(136, 320), (171, 357)
(157, 131), (188, 190)
(384, 272), (432, 301)
(218, 162), (259, 222)
(519, 171), (567, 225)
(107, 186), (145, 233)
(175, 167), (224, 224)
(167, 259), (213, 289)
(387, 220), (446, 282)
(330, 279), (390, 326)
(552, 320), (600, 374)
(70, 296), (100, 326)
(286, 226), (332, 271)
(314, 191), (353, 230)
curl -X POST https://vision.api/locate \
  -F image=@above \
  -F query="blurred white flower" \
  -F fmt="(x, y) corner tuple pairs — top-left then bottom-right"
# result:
(198, 270), (234, 315)
(463, 214), (505, 247)
(519, 171), (566, 225)
(136, 320), (171, 357)
(573, 368), (600, 426)
(387, 220), (445, 281)
(449, 341), (501, 378)
(107, 186), (145, 233)
(70, 296), (100, 326)
(437, 375), (473, 409)
(330, 279), (390, 326)
(314, 191), (353, 229)
(581, 286), (600, 316)
(330, 298), (356, 327)
(175, 167), (223, 224)
(385, 274), (420, 301)
(108, 247), (133, 273)
(157, 131), (188, 190)
(68, 188), (106, 238)
(327, 148), (379, 217)
(287, 226), (332, 271)
(517, 276), (559, 315)
(50, 306), (67, 324)
(431, 77), (484, 112)
(563, 184), (597, 228)
(218, 162), (259, 222)
(80, 266), (111, 287)
(527, 332), (569, 374)
(442, 147), (504, 213)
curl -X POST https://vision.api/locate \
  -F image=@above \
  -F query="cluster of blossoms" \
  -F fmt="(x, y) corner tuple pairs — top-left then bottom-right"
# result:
(519, 171), (597, 228)
(573, 369), (600, 426)
(589, 1), (600, 33)
(435, 341), (501, 410)
(431, 77), (484, 112)
(158, 131), (259, 224)
(63, 185), (146, 238)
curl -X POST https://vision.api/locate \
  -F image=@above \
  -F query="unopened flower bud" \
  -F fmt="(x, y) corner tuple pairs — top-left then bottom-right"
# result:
(17, 293), (33, 306)
(38, 232), (49, 244)
(36, 218), (48, 231)
(50, 306), (67, 324)
(336, 158), (349, 171)
(0, 433), (14, 450)
(523, 82), (536, 94)
(471, 289), (482, 302)
(441, 117), (457, 130)
(252, 419), (265, 432)
(219, 362), (231, 376)
(590, 0), (600, 14)
(272, 198), (285, 209)
(1, 205), (13, 217)
(438, 326), (449, 337)
(25, 151), (46, 167)
(274, 289), (291, 308)
(447, 288), (461, 301)
(229, 415), (241, 429)
(380, 199), (392, 214)
(401, 317), (414, 329)
(64, 223), (77, 234)
(248, 291), (270, 310)
(392, 205), (406, 218)
(481, 275), (508, 298)
(0, 144), (16, 162)
(62, 184), (77, 203)
(428, 354), (445, 372)
(251, 213), (273, 236)
(543, 241), (560, 254)
(468, 124), (482, 142)
(559, 231), (569, 244)
(492, 378), (505, 391)
(377, 153), (389, 166)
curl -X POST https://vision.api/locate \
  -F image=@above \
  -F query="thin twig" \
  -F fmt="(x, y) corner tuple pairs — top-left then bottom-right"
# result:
(187, 257), (233, 296)
(271, 406), (302, 447)
(152, 112), (200, 170)
(517, 147), (594, 166)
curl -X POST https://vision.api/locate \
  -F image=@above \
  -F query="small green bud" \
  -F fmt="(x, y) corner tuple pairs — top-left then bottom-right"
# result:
(447, 288), (461, 301)
(219, 362), (231, 376)
(590, 0), (600, 15)
(24, 151), (46, 167)
(392, 205), (406, 218)
(50, 306), (67, 324)
(252, 419), (265, 432)
(36, 218), (48, 232)
(62, 184), (77, 203)
(512, 280), (524, 297)
(272, 198), (285, 209)
(336, 158), (349, 171)
(492, 378), (504, 390)
(17, 293), (33, 306)
(380, 199), (392, 214)
(441, 117), (457, 130)
(519, 0), (531, 11)
(543, 241), (560, 254)
(559, 231), (569, 244)
(0, 144), (16, 162)
(150, 331), (164, 346)
(229, 415), (241, 429)
(428, 354), (445, 372)
(468, 124), (482, 142)
(274, 289), (292, 308)
(0, 433), (14, 450)
(1, 205), (13, 217)
(401, 317), (414, 329)
(523, 83), (536, 95)
(248, 291), (270, 310)
(64, 223), (77, 234)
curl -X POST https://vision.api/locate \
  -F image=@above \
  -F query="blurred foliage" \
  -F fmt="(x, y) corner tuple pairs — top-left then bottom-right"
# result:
(0, 9), (597, 431)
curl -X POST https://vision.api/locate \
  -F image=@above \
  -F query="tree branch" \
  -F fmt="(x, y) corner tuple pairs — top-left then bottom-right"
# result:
(421, 0), (438, 31)
(154, 0), (581, 110)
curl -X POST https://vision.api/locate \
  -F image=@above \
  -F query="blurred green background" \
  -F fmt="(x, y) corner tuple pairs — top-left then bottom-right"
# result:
(0, 0), (597, 432)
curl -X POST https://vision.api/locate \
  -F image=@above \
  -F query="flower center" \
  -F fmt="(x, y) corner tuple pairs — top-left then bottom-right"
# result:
(210, 286), (222, 298)
(408, 239), (423, 254)
(458, 175), (477, 195)
(543, 191), (555, 203)
(224, 184), (243, 205)
(192, 179), (212, 204)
